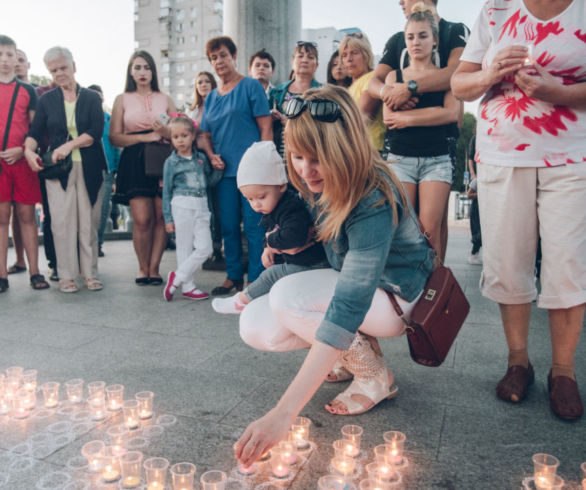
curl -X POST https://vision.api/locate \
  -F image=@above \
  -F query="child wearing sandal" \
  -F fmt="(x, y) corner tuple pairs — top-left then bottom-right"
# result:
(162, 116), (223, 301)
(212, 141), (326, 314)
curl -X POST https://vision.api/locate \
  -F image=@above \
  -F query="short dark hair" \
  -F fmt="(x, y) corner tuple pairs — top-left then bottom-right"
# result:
(124, 50), (160, 93)
(0, 35), (16, 49)
(87, 84), (103, 94)
(206, 36), (237, 61)
(249, 49), (276, 70)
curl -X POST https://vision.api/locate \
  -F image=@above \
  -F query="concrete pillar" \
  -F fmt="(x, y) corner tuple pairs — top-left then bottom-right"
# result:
(223, 0), (302, 85)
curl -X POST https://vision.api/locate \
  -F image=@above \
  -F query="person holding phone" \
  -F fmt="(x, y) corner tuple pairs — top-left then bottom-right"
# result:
(109, 50), (176, 285)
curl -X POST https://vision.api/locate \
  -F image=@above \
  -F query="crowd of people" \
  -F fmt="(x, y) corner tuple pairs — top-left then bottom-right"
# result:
(1, 0), (584, 469)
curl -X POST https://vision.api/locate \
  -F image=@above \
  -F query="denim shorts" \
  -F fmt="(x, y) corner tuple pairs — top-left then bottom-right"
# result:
(386, 153), (453, 184)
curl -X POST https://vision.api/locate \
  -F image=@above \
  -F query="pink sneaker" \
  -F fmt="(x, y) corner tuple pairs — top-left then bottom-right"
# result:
(164, 271), (177, 301)
(182, 288), (210, 300)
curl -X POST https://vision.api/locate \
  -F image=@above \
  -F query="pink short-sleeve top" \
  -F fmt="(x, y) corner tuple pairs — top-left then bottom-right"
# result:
(122, 92), (169, 133)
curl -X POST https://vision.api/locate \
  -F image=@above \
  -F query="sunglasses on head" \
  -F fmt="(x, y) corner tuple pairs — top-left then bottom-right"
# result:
(296, 41), (318, 49)
(283, 96), (343, 123)
(345, 32), (364, 39)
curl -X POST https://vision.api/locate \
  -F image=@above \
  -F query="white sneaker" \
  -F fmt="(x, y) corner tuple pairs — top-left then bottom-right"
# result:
(211, 293), (246, 314)
(468, 253), (482, 265)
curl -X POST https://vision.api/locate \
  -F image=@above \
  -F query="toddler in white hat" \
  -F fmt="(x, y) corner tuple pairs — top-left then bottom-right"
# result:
(212, 141), (326, 314)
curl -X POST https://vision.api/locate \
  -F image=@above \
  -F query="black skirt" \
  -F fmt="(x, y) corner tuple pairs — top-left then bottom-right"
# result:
(114, 137), (162, 205)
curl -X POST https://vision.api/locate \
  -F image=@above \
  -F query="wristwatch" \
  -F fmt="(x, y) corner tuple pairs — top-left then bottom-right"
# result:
(407, 80), (418, 95)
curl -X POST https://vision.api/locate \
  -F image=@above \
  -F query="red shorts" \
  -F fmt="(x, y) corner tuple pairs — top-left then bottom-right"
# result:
(0, 158), (42, 204)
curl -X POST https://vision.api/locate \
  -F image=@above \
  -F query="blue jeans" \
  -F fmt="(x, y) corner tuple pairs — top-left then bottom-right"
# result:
(216, 177), (264, 282)
(98, 171), (115, 246)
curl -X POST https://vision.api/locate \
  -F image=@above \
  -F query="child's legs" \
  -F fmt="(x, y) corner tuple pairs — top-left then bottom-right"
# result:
(244, 263), (315, 300)
(175, 200), (213, 292)
(172, 203), (195, 287)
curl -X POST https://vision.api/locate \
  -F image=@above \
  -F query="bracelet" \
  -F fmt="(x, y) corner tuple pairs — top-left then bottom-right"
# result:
(379, 86), (385, 99)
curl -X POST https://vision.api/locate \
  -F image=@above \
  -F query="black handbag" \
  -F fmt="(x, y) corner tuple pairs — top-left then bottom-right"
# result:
(39, 136), (73, 180)
(144, 141), (173, 177)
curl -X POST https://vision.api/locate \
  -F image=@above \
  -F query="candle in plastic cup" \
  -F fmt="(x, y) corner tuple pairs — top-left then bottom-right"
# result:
(82, 440), (106, 473)
(279, 440), (297, 465)
(120, 451), (143, 488)
(123, 399), (141, 430)
(11, 388), (30, 419)
(333, 439), (360, 459)
(5, 366), (23, 380)
(21, 387), (36, 410)
(87, 380), (106, 398)
(533, 453), (560, 489)
(341, 424), (364, 450)
(359, 478), (394, 489)
(144, 457), (169, 490)
(0, 392), (10, 415)
(105, 384), (124, 411)
(135, 391), (154, 419)
(107, 424), (129, 456)
(290, 416), (311, 450)
(237, 461), (257, 476)
(383, 431), (406, 465)
(365, 462), (401, 485)
(101, 447), (122, 483)
(200, 470), (227, 490)
(270, 447), (291, 478)
(22, 369), (37, 392)
(89, 394), (107, 421)
(171, 462), (196, 489)
(40, 381), (60, 408)
(318, 475), (358, 489)
(65, 378), (84, 404)
(330, 456), (356, 477)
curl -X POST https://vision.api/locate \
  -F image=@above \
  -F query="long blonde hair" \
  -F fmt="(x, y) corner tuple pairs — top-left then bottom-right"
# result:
(285, 85), (408, 243)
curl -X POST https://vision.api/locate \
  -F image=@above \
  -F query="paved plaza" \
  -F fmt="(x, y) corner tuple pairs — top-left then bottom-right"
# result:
(1, 227), (585, 489)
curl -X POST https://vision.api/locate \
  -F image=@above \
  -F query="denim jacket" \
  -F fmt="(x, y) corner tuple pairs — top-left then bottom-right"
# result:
(162, 149), (223, 224)
(312, 182), (435, 350)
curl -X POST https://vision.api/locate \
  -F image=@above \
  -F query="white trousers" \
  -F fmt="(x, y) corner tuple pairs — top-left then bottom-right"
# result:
(45, 161), (103, 281)
(240, 268), (420, 352)
(172, 197), (213, 292)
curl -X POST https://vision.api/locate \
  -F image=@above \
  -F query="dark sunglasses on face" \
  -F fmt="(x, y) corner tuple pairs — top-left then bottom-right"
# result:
(283, 96), (343, 123)
(296, 41), (318, 48)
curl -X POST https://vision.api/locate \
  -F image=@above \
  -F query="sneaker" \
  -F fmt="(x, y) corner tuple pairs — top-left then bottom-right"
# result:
(468, 253), (482, 265)
(98, 246), (105, 257)
(212, 293), (246, 314)
(164, 271), (177, 301)
(182, 289), (210, 300)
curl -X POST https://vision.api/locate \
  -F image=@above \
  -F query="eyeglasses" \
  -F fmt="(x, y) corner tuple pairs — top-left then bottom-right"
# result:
(283, 96), (343, 123)
(296, 41), (318, 49)
(345, 32), (364, 39)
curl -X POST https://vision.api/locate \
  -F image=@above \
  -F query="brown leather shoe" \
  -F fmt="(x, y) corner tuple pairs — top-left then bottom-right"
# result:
(548, 371), (583, 421)
(496, 362), (534, 403)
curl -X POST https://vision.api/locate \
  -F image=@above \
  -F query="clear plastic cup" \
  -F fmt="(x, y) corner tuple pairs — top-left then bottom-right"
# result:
(290, 416), (311, 450)
(200, 470), (227, 490)
(123, 399), (141, 430)
(532, 453), (560, 489)
(22, 369), (37, 392)
(65, 379), (84, 404)
(106, 384), (124, 411)
(120, 451), (143, 488)
(318, 474), (357, 489)
(81, 440), (106, 473)
(144, 457), (169, 489)
(170, 462), (196, 490)
(135, 391), (154, 419)
(40, 381), (60, 408)
(341, 424), (364, 450)
(382, 431), (406, 466)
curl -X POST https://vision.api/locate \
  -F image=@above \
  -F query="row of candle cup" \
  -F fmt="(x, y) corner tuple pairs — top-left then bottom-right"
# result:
(532, 453), (586, 490)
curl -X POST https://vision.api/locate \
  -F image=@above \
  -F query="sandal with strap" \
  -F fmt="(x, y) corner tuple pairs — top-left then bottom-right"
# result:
(548, 371), (583, 421)
(8, 264), (26, 274)
(85, 278), (103, 291)
(30, 274), (50, 290)
(325, 361), (353, 383)
(0, 277), (8, 293)
(59, 280), (79, 293)
(325, 373), (398, 416)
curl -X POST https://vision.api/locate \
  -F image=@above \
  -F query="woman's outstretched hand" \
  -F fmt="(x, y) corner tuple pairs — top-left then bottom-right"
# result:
(234, 407), (294, 467)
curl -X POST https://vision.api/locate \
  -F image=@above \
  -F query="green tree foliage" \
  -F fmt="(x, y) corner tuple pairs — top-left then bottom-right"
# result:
(452, 112), (477, 192)
(30, 74), (52, 87)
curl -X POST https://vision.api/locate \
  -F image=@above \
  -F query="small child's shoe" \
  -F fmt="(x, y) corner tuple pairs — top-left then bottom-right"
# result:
(164, 271), (178, 301)
(182, 288), (210, 300)
(211, 293), (246, 314)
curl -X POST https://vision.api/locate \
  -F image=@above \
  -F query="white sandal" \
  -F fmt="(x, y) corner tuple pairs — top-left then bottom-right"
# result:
(326, 373), (398, 415)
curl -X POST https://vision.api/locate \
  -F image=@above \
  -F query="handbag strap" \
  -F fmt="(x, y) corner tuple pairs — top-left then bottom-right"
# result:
(2, 79), (21, 151)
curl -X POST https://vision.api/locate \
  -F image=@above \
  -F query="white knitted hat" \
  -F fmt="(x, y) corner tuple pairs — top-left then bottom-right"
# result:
(237, 141), (288, 187)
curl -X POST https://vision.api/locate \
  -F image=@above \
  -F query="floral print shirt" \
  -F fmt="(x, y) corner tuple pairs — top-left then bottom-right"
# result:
(461, 0), (586, 167)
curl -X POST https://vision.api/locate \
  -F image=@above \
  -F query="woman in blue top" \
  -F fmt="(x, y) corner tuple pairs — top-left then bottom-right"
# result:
(234, 85), (435, 466)
(198, 36), (272, 295)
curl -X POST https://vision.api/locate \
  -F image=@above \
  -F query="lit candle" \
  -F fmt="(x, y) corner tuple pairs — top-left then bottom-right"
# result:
(23, 383), (34, 391)
(122, 476), (141, 488)
(135, 391), (154, 419)
(147, 483), (162, 490)
(270, 447), (291, 479)
(272, 463), (289, 478)
(330, 457), (355, 477)
(112, 444), (125, 457)
(126, 416), (139, 430)
(102, 464), (121, 482)
(279, 441), (297, 465)
(45, 397), (58, 408)
(345, 442), (360, 458)
(388, 446), (402, 465)
(140, 409), (153, 419)
(237, 463), (256, 475)
(89, 458), (102, 472)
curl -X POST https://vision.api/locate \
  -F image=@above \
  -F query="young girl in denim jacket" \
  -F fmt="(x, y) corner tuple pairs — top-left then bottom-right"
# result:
(162, 116), (223, 301)
(233, 85), (435, 466)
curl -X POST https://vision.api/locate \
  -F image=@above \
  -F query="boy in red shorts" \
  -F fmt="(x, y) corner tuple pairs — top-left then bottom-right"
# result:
(0, 35), (48, 292)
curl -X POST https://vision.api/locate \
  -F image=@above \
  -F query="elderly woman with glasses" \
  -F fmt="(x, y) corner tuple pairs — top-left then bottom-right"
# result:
(233, 85), (435, 466)
(339, 32), (386, 153)
(197, 36), (272, 295)
(24, 46), (107, 293)
(268, 41), (321, 157)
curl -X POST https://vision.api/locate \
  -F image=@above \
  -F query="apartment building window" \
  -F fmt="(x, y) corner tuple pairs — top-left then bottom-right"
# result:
(177, 51), (185, 58)
(189, 35), (197, 43)
(163, 77), (170, 87)
(176, 93), (185, 101)
(175, 23), (183, 32)
(190, 21), (196, 29)
(160, 0), (170, 7)
(176, 9), (184, 19)
(178, 79), (185, 87)
(162, 63), (170, 72)
(177, 37), (185, 45)
(138, 39), (150, 47)
(190, 7), (197, 18)
(191, 63), (198, 72)
(176, 64), (185, 73)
